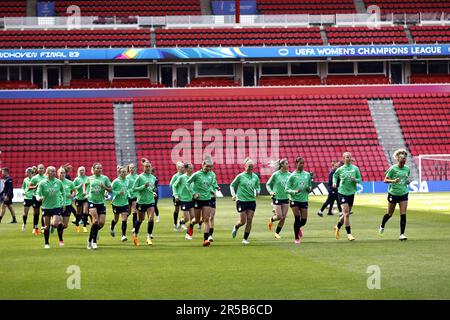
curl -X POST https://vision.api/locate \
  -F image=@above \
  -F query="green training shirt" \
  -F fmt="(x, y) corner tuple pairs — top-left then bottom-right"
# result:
(22, 177), (34, 200)
(126, 173), (139, 199)
(30, 174), (46, 196)
(86, 175), (112, 205)
(187, 170), (216, 201)
(73, 175), (88, 200)
(170, 172), (183, 187)
(385, 164), (410, 196)
(61, 178), (75, 206)
(230, 172), (260, 202)
(133, 173), (157, 205)
(172, 174), (194, 202)
(112, 177), (129, 207)
(266, 170), (290, 200)
(285, 170), (312, 202)
(36, 177), (64, 209)
(333, 163), (362, 196)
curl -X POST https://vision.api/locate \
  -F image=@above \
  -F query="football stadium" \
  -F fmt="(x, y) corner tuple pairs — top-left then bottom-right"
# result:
(0, 0), (450, 305)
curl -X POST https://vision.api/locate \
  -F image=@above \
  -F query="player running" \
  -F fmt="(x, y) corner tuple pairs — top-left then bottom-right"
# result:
(230, 158), (261, 245)
(86, 163), (112, 250)
(58, 167), (76, 236)
(379, 149), (411, 241)
(132, 158), (157, 246)
(36, 166), (65, 248)
(169, 162), (184, 231)
(126, 163), (139, 232)
(332, 152), (361, 241)
(28, 164), (46, 235)
(266, 159), (290, 239)
(285, 157), (312, 244)
(73, 166), (89, 233)
(172, 162), (195, 240)
(21, 167), (35, 231)
(187, 156), (216, 247)
(110, 166), (130, 242)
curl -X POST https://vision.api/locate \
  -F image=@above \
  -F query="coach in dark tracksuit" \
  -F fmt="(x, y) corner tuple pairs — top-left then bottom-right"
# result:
(0, 167), (17, 223)
(317, 161), (342, 217)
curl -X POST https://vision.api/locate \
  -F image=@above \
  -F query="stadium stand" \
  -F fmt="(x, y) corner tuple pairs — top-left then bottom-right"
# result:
(0, 81), (39, 90)
(326, 26), (409, 45)
(259, 76), (322, 86)
(256, 0), (356, 14)
(0, 0), (27, 17)
(133, 94), (386, 184)
(54, 0), (201, 17)
(410, 25), (450, 44)
(364, 0), (450, 13)
(155, 27), (323, 47)
(187, 77), (239, 87)
(393, 93), (450, 180)
(0, 98), (117, 178)
(409, 74), (450, 84)
(0, 29), (150, 49)
(326, 75), (390, 85)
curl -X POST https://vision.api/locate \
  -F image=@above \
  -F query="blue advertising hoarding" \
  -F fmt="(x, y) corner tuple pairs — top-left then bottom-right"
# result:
(212, 1), (257, 15)
(0, 44), (449, 61)
(37, 1), (55, 17)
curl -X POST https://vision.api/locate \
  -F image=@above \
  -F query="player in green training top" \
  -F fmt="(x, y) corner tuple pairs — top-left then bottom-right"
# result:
(21, 167), (35, 231)
(332, 152), (361, 242)
(172, 162), (195, 240)
(379, 149), (411, 241)
(169, 162), (184, 231)
(285, 157), (312, 244)
(230, 158), (261, 245)
(73, 167), (89, 233)
(36, 166), (65, 249)
(187, 156), (216, 247)
(28, 164), (46, 236)
(86, 163), (112, 250)
(58, 167), (76, 237)
(132, 158), (158, 247)
(110, 166), (130, 242)
(126, 163), (139, 232)
(266, 159), (290, 240)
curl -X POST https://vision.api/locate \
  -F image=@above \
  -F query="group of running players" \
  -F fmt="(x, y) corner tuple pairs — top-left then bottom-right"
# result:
(4, 149), (411, 249)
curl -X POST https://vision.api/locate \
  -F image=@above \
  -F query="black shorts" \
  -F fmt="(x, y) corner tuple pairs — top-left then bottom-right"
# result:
(180, 201), (194, 211)
(273, 199), (289, 205)
(2, 197), (13, 205)
(290, 201), (308, 209)
(137, 203), (155, 213)
(42, 208), (61, 217)
(88, 202), (106, 215)
(193, 199), (211, 209)
(113, 205), (129, 215)
(128, 197), (137, 205)
(236, 200), (256, 213)
(62, 205), (76, 217)
(338, 193), (355, 207)
(172, 196), (180, 206)
(23, 199), (33, 207)
(32, 196), (42, 208)
(75, 198), (87, 207)
(210, 198), (216, 209)
(388, 193), (409, 204)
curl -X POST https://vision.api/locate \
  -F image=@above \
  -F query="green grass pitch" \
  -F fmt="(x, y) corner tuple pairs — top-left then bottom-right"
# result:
(0, 193), (449, 300)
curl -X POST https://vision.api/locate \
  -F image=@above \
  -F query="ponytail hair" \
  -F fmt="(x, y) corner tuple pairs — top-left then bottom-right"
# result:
(117, 165), (126, 175)
(244, 157), (254, 166)
(268, 158), (287, 171)
(91, 163), (101, 174)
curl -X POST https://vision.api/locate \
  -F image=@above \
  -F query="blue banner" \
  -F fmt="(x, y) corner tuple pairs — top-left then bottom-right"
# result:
(1, 44), (449, 61)
(212, 1), (257, 15)
(37, 2), (55, 17)
(358, 180), (450, 194)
